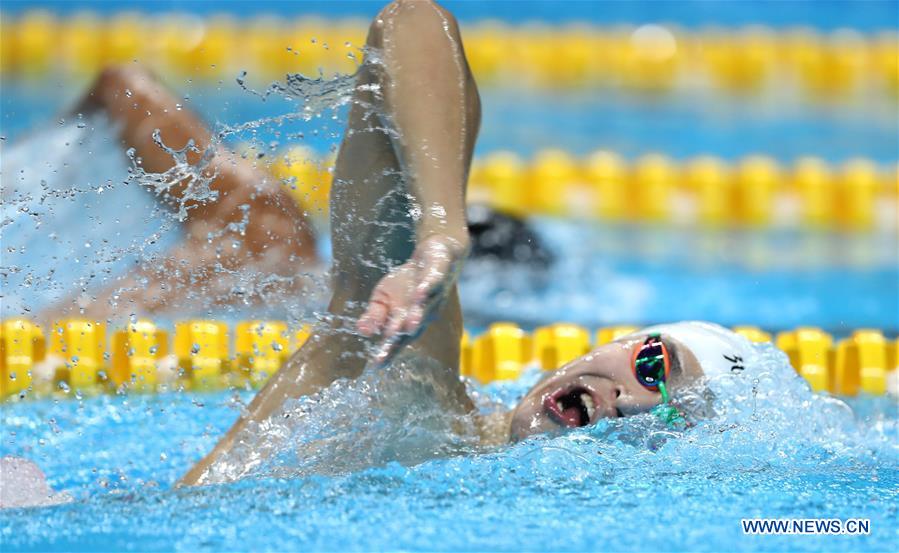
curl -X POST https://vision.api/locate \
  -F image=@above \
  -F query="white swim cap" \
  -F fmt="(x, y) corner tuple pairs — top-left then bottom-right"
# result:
(636, 321), (756, 379)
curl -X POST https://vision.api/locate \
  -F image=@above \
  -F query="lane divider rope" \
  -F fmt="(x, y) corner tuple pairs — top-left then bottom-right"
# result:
(1, 12), (897, 98)
(271, 147), (898, 231)
(1, 318), (895, 400)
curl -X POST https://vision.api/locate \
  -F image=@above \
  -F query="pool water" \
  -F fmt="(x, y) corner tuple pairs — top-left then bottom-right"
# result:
(1, 342), (897, 551)
(4, 84), (897, 163)
(1, 0), (896, 31)
(461, 220), (898, 333)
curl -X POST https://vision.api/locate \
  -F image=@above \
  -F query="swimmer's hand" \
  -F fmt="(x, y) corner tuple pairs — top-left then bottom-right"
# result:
(357, 235), (468, 367)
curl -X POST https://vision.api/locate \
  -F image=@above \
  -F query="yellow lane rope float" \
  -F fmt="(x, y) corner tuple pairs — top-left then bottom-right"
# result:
(0, 318), (895, 400)
(270, 146), (898, 231)
(1, 12), (897, 98)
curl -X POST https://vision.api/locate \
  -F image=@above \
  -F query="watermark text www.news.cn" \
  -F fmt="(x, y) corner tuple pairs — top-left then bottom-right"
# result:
(742, 519), (870, 535)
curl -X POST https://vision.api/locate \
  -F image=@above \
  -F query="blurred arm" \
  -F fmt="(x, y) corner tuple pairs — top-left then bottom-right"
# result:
(48, 65), (316, 321)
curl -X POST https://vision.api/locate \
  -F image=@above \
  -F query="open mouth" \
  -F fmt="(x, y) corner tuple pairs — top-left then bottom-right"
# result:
(543, 385), (598, 428)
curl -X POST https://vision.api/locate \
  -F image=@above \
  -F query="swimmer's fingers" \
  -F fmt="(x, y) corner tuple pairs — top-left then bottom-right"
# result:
(360, 240), (459, 365)
(357, 301), (389, 336)
(358, 284), (415, 341)
(382, 305), (411, 341)
(357, 288), (392, 336)
(405, 303), (425, 333)
(371, 308), (414, 367)
(373, 309), (426, 367)
(371, 298), (423, 366)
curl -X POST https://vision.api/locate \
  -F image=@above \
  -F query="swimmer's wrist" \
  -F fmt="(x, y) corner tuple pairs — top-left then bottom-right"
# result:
(418, 232), (470, 260)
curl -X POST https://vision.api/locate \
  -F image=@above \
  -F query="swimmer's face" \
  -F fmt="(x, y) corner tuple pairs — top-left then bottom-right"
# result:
(509, 333), (704, 440)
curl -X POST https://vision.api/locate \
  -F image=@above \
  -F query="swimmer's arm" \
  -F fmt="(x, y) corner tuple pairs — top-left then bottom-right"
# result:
(379, 1), (473, 245)
(179, 325), (358, 487)
(47, 66), (315, 321)
(357, 1), (478, 360)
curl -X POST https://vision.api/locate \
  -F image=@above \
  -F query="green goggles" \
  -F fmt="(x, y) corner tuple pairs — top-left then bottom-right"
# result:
(632, 333), (686, 428)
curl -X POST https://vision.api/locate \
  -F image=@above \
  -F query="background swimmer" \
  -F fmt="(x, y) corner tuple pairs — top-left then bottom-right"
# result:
(34, 65), (319, 322)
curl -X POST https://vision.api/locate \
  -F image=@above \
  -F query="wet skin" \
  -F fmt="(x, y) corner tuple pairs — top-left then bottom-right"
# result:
(43, 65), (316, 323)
(509, 333), (705, 441)
(180, 0), (481, 485)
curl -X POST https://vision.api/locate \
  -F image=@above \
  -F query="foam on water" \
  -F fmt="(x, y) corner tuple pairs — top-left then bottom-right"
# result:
(0, 456), (71, 509)
(200, 352), (480, 484)
(0, 115), (182, 316)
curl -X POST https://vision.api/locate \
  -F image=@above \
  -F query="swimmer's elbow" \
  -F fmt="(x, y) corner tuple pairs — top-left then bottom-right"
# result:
(376, 0), (468, 99)
(94, 65), (140, 90)
(90, 65), (155, 102)
(378, 0), (461, 47)
(82, 64), (166, 121)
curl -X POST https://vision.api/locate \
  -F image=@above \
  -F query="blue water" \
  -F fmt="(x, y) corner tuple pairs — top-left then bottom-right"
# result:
(4, 82), (895, 328)
(1, 342), (897, 551)
(0, 116), (184, 317)
(461, 221), (899, 334)
(3, 85), (897, 163)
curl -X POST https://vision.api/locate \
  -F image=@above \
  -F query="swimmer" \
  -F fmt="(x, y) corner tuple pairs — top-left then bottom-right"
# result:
(31, 63), (318, 322)
(180, 0), (761, 485)
(467, 203), (552, 268)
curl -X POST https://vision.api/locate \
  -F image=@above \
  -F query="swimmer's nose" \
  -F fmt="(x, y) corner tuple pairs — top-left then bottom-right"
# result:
(584, 379), (627, 419)
(613, 383), (658, 418)
(591, 378), (625, 420)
